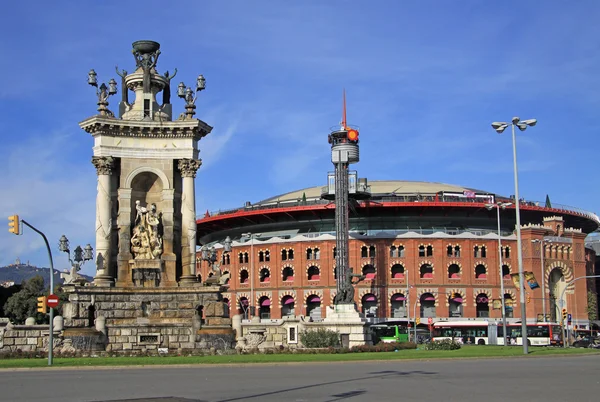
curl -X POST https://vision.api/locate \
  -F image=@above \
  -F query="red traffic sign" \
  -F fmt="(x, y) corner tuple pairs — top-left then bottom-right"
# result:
(47, 294), (59, 308)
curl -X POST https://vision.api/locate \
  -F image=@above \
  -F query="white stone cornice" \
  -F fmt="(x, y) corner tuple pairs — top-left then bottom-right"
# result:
(79, 115), (212, 141)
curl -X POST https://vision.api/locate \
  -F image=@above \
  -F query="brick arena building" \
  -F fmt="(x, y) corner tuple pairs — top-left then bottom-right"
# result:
(196, 181), (599, 328)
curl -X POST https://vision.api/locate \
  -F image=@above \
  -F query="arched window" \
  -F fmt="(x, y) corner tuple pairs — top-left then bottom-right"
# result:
(398, 245), (405, 258)
(288, 249), (294, 260)
(454, 246), (461, 257)
(426, 245), (433, 257)
(238, 297), (249, 319)
(474, 246), (480, 258)
(391, 293), (406, 318)
(281, 249), (288, 261)
(447, 245), (453, 257)
(481, 246), (487, 258)
(281, 295), (295, 317)
(265, 250), (270, 262)
(420, 264), (433, 279)
(369, 245), (376, 257)
(308, 266), (320, 280)
(390, 245), (398, 258)
(419, 245), (425, 257)
(504, 294), (514, 318)
(362, 264), (376, 280)
(448, 264), (460, 279)
(314, 247), (320, 260)
(239, 252), (244, 263)
(502, 264), (510, 279)
(258, 296), (271, 319)
(420, 293), (436, 317)
(361, 246), (368, 258)
(391, 264), (405, 279)
(243, 252), (249, 263)
(333, 247), (337, 259)
(282, 266), (294, 281)
(259, 268), (270, 283)
(258, 251), (265, 262)
(306, 295), (321, 320)
(503, 247), (510, 258)
(476, 293), (489, 318)
(240, 269), (249, 284)
(449, 293), (463, 317)
(475, 264), (487, 279)
(306, 248), (313, 260)
(361, 294), (378, 317)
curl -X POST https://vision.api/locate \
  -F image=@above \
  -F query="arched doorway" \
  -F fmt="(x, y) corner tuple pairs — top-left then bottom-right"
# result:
(390, 293), (406, 318)
(258, 296), (271, 319)
(448, 264), (460, 279)
(306, 295), (321, 321)
(549, 268), (566, 322)
(420, 293), (436, 318)
(420, 264), (433, 279)
(361, 293), (378, 317)
(281, 295), (295, 317)
(307, 266), (320, 280)
(448, 293), (463, 317)
(476, 293), (489, 318)
(475, 264), (487, 279)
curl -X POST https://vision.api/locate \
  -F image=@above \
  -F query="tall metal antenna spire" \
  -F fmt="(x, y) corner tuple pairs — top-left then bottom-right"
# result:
(341, 89), (347, 130)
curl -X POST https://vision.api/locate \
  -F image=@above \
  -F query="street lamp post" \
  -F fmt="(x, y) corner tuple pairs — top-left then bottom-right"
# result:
(485, 201), (512, 347)
(491, 116), (537, 354)
(531, 239), (548, 322)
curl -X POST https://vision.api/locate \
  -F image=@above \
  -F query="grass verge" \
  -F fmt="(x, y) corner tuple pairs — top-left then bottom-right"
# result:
(0, 346), (597, 369)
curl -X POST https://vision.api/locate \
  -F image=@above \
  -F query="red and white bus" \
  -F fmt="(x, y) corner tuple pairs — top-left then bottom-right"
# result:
(497, 323), (563, 346)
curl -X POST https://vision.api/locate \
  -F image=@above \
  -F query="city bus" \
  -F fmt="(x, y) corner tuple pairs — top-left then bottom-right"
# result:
(371, 324), (410, 343)
(431, 321), (497, 345)
(497, 323), (563, 346)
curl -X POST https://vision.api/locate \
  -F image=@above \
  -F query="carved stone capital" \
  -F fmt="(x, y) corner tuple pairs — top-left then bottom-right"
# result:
(91, 156), (115, 176)
(178, 158), (202, 178)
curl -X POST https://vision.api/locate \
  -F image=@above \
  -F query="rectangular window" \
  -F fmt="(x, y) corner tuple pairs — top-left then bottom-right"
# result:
(143, 99), (150, 117)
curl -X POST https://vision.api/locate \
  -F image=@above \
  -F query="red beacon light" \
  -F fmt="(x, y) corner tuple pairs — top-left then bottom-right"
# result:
(347, 128), (359, 142)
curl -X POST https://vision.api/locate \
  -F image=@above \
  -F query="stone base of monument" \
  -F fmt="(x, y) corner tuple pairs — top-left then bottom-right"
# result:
(322, 303), (372, 348)
(62, 285), (234, 354)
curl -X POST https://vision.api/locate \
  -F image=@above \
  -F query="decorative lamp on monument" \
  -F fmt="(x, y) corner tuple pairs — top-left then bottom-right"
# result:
(59, 235), (93, 285)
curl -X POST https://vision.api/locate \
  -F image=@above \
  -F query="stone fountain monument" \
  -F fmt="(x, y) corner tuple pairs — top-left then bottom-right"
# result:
(61, 40), (234, 354)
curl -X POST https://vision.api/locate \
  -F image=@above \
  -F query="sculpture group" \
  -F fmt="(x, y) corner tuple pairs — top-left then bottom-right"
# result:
(131, 201), (163, 260)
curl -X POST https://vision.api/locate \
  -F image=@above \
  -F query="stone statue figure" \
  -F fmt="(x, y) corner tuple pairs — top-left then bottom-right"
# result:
(131, 200), (163, 259)
(162, 68), (177, 105)
(133, 49), (161, 94)
(333, 267), (365, 305)
(115, 66), (129, 104)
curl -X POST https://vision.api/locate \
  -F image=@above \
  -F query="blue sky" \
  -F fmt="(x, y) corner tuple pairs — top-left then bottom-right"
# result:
(1, 1), (599, 275)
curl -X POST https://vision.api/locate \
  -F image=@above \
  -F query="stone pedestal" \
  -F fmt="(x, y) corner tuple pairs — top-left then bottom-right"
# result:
(130, 259), (163, 287)
(323, 304), (371, 348)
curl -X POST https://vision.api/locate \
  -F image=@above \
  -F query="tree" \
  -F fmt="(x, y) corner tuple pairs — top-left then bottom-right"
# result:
(3, 275), (47, 324)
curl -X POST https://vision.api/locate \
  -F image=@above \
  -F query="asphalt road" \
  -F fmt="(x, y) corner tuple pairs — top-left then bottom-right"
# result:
(0, 355), (599, 402)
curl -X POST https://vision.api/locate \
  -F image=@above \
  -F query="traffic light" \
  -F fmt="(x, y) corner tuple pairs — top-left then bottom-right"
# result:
(526, 293), (531, 304)
(562, 308), (567, 321)
(8, 215), (19, 235)
(36, 296), (47, 314)
(416, 317), (421, 325)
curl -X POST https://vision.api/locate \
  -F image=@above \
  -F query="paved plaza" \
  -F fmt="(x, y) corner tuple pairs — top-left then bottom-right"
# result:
(0, 355), (598, 402)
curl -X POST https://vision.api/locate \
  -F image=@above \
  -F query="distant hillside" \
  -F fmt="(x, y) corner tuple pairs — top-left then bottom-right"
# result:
(0, 264), (93, 287)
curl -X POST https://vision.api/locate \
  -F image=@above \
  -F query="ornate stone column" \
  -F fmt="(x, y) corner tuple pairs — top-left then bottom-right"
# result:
(178, 158), (202, 284)
(91, 156), (115, 287)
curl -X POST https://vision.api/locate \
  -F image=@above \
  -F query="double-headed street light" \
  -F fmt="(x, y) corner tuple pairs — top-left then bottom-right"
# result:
(58, 235), (93, 283)
(491, 116), (537, 355)
(485, 201), (512, 347)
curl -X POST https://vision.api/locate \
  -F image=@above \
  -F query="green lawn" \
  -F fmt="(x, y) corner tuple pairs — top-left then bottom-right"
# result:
(0, 346), (597, 369)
